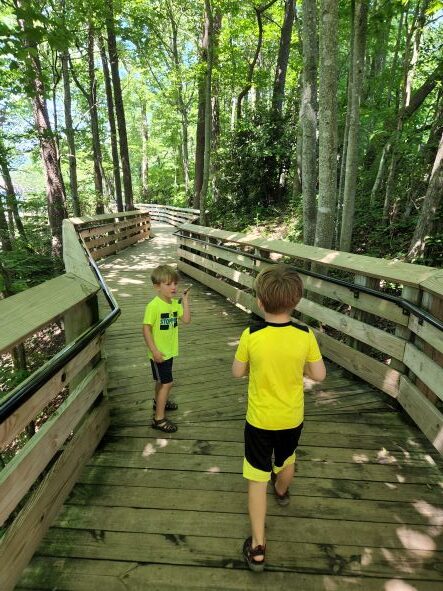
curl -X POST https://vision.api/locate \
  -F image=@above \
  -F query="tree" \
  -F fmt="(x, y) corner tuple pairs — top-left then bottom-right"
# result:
(301, 0), (317, 245)
(106, 0), (134, 210)
(339, 0), (368, 252)
(99, 34), (123, 211)
(314, 0), (338, 249)
(61, 50), (81, 216)
(407, 131), (443, 261)
(15, 0), (68, 258)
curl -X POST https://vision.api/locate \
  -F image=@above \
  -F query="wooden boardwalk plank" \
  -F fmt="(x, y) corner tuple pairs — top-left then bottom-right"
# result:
(19, 222), (443, 590)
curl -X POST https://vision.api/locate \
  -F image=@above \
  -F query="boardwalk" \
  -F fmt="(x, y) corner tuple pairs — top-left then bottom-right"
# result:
(19, 223), (443, 590)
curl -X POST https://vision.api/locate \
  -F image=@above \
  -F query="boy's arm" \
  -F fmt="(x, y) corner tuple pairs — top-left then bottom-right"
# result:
(142, 324), (164, 362)
(304, 359), (326, 382)
(181, 288), (191, 324)
(232, 359), (249, 378)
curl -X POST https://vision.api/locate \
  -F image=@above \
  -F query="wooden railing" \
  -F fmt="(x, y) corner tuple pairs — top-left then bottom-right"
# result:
(176, 223), (443, 454)
(137, 203), (200, 226)
(0, 210), (150, 591)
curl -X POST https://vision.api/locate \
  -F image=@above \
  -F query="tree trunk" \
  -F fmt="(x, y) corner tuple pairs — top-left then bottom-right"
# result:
(337, 0), (355, 244)
(168, 6), (191, 195)
(301, 0), (318, 245)
(407, 132), (443, 260)
(0, 140), (27, 240)
(61, 50), (80, 216)
(106, 1), (134, 210)
(339, 0), (368, 252)
(314, 0), (338, 250)
(141, 99), (149, 201)
(198, 0), (214, 225)
(193, 6), (210, 208)
(370, 61), (443, 206)
(99, 35), (123, 212)
(236, 0), (278, 121)
(17, 1), (67, 258)
(0, 192), (12, 251)
(87, 26), (105, 215)
(271, 0), (295, 116)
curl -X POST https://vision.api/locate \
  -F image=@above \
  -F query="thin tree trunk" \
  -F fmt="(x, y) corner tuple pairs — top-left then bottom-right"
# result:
(106, 1), (134, 210)
(314, 0), (338, 250)
(194, 7), (210, 208)
(99, 35), (123, 212)
(271, 0), (295, 116)
(340, 1), (368, 252)
(198, 0), (214, 225)
(0, 141), (27, 240)
(336, 0), (355, 244)
(236, 0), (278, 121)
(16, 0), (67, 258)
(301, 0), (318, 245)
(167, 4), (191, 195)
(406, 132), (443, 260)
(61, 50), (80, 216)
(0, 191), (12, 250)
(87, 26), (105, 215)
(141, 99), (149, 201)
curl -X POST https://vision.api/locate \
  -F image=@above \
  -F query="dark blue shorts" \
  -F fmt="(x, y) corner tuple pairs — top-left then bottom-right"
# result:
(150, 358), (173, 384)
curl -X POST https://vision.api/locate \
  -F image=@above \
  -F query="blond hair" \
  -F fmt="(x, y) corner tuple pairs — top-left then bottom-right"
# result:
(151, 264), (179, 285)
(255, 264), (303, 314)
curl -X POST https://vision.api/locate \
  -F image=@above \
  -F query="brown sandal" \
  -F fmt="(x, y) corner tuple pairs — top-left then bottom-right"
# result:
(152, 417), (177, 433)
(243, 536), (265, 572)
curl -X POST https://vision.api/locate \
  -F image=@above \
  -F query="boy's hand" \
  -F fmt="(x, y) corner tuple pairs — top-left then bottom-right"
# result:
(182, 286), (192, 298)
(153, 350), (165, 363)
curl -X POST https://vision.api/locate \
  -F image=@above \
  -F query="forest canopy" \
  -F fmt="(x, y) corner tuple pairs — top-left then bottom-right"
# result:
(0, 0), (442, 303)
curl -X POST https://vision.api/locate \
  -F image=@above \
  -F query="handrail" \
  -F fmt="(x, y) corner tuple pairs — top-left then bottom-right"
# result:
(175, 230), (443, 333)
(0, 232), (121, 424)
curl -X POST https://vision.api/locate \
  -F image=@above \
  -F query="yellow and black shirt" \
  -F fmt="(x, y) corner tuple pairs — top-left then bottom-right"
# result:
(235, 321), (322, 430)
(143, 296), (183, 360)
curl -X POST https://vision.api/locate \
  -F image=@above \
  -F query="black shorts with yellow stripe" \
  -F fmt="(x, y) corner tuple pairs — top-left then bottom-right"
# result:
(243, 421), (303, 482)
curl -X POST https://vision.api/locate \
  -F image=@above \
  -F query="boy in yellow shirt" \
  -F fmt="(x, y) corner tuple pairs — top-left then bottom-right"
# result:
(143, 265), (191, 433)
(232, 264), (326, 571)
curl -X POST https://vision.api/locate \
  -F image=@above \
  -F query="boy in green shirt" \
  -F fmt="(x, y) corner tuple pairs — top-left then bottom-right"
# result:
(143, 265), (191, 433)
(232, 264), (326, 571)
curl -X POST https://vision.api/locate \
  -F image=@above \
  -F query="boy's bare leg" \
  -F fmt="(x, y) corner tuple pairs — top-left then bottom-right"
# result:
(248, 480), (267, 560)
(275, 463), (294, 495)
(154, 382), (173, 420)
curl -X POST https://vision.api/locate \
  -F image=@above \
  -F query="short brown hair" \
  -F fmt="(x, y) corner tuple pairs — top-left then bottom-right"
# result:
(254, 264), (303, 314)
(151, 264), (179, 285)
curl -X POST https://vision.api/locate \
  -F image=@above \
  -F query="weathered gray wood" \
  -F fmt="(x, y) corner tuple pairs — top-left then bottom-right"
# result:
(178, 223), (438, 285)
(0, 273), (99, 354)
(0, 402), (109, 591)
(0, 362), (106, 526)
(0, 336), (102, 448)
(17, 221), (443, 591)
(20, 558), (443, 591)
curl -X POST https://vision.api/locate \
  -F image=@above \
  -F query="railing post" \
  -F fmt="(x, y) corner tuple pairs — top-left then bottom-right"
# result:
(350, 274), (379, 354)
(391, 286), (421, 378)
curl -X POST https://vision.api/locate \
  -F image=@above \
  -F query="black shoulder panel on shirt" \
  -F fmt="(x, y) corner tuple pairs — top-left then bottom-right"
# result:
(249, 322), (268, 334)
(291, 321), (310, 333)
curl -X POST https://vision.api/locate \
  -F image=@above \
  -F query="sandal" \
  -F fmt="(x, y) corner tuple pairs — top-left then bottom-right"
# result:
(242, 536), (265, 572)
(153, 399), (178, 411)
(271, 471), (290, 506)
(152, 417), (178, 433)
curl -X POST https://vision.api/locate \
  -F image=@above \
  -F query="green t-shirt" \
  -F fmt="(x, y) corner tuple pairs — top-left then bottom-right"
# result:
(143, 296), (184, 360)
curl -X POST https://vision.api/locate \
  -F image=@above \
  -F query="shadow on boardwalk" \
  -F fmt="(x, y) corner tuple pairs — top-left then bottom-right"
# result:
(18, 223), (443, 590)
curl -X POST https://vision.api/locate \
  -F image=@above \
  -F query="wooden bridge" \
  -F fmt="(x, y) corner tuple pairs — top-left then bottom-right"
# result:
(1, 206), (442, 590)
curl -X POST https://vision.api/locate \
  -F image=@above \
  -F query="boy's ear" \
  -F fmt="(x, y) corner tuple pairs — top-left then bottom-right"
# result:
(257, 298), (264, 312)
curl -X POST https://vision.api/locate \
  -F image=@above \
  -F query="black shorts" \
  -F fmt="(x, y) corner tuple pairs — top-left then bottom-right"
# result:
(150, 358), (173, 384)
(243, 420), (303, 482)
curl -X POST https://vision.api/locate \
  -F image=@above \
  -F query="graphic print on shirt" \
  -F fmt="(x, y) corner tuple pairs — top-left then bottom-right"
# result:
(160, 311), (178, 330)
